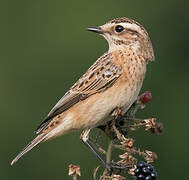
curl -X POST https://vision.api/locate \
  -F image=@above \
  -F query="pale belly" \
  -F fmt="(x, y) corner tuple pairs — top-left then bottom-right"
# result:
(70, 76), (144, 129)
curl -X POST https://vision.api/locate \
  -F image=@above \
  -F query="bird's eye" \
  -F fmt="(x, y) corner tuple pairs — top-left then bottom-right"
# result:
(115, 25), (124, 33)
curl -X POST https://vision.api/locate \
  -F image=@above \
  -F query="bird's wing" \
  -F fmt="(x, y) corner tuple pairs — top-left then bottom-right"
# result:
(35, 53), (122, 134)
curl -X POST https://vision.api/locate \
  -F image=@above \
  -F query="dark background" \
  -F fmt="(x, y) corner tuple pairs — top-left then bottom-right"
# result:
(2, 0), (189, 179)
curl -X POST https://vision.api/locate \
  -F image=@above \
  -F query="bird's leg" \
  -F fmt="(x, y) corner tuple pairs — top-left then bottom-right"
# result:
(88, 137), (106, 155)
(80, 128), (112, 173)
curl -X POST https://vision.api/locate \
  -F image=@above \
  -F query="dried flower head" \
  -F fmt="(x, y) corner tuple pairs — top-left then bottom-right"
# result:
(143, 118), (156, 130)
(121, 138), (134, 148)
(68, 164), (81, 176)
(118, 152), (137, 168)
(151, 122), (164, 135)
(144, 150), (158, 163)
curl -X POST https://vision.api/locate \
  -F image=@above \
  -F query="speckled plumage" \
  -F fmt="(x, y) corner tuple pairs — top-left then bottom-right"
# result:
(11, 17), (154, 165)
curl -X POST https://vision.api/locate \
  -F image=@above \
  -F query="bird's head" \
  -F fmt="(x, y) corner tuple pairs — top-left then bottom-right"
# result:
(88, 17), (154, 61)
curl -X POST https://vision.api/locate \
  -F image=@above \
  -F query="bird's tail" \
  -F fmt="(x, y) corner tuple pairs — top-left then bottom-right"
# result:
(11, 133), (48, 166)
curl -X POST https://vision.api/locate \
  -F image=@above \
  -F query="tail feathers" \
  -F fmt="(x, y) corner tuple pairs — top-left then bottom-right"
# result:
(11, 133), (48, 166)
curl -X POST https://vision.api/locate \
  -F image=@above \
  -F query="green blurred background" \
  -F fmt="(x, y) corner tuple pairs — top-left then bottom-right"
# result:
(2, 0), (189, 179)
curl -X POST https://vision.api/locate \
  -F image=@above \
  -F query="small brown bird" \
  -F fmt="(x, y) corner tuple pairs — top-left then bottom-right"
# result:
(11, 17), (154, 166)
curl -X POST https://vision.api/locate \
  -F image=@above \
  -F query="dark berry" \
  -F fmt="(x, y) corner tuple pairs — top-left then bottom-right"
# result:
(138, 174), (145, 180)
(134, 168), (140, 175)
(142, 167), (151, 175)
(145, 176), (152, 180)
(146, 164), (154, 172)
(133, 162), (157, 180)
(151, 171), (157, 179)
(137, 161), (146, 169)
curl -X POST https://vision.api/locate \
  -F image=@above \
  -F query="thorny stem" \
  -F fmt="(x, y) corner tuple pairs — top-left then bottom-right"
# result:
(69, 91), (162, 180)
(101, 140), (113, 178)
(113, 145), (146, 157)
(98, 91), (160, 179)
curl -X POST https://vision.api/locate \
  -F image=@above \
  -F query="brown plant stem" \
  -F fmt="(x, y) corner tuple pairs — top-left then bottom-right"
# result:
(106, 140), (113, 164)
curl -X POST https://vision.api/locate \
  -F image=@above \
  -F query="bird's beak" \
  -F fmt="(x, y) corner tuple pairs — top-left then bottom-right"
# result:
(87, 27), (104, 34)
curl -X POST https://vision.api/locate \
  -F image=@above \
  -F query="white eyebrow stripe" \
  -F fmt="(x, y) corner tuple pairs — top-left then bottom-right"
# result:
(118, 23), (141, 32)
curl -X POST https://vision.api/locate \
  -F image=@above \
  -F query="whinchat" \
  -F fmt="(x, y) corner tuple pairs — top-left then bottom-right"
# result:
(11, 17), (154, 166)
